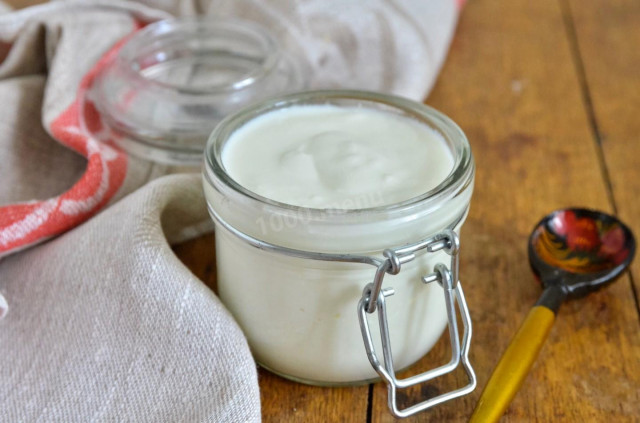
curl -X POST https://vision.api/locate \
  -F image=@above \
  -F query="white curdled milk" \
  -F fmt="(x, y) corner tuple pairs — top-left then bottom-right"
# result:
(221, 105), (453, 209)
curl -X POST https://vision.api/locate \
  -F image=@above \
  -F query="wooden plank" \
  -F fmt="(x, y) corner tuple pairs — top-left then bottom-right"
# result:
(565, 0), (640, 317)
(173, 234), (218, 293)
(173, 234), (369, 423)
(259, 372), (369, 423)
(370, 0), (640, 421)
(2, 0), (47, 9)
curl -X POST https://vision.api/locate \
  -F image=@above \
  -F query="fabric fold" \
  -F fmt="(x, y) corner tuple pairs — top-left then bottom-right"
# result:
(0, 174), (261, 422)
(0, 1), (173, 259)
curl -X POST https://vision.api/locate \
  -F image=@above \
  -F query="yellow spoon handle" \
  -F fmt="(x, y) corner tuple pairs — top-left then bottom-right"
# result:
(469, 305), (556, 423)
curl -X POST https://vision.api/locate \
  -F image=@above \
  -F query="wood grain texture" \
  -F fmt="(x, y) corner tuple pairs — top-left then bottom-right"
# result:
(167, 0), (640, 421)
(564, 0), (640, 319)
(259, 373), (368, 423)
(2, 0), (46, 9)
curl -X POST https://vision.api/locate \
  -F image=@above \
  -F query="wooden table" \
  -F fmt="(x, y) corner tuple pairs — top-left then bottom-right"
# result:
(4, 0), (637, 420)
(175, 0), (640, 421)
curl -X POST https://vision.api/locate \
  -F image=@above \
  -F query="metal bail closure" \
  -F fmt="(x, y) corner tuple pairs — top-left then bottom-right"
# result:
(357, 230), (476, 418)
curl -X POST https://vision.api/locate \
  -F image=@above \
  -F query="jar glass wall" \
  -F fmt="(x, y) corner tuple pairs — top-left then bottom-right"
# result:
(203, 90), (474, 385)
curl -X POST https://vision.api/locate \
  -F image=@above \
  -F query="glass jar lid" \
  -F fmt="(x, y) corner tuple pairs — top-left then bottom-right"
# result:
(92, 18), (306, 165)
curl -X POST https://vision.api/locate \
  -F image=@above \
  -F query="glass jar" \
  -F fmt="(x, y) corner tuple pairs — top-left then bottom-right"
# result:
(202, 90), (476, 417)
(93, 18), (305, 165)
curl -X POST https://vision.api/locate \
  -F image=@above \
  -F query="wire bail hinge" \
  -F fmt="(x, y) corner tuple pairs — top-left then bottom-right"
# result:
(357, 230), (476, 418)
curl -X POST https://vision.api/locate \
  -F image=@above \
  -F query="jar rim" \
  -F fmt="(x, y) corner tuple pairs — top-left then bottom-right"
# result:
(204, 90), (474, 220)
(118, 17), (281, 96)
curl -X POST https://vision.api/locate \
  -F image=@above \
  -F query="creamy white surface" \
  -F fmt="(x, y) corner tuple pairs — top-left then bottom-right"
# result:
(221, 105), (453, 209)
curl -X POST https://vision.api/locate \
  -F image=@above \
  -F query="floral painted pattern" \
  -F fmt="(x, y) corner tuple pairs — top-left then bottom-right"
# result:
(532, 209), (632, 274)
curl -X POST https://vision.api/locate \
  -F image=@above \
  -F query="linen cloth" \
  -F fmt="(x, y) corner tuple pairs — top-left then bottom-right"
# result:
(1, 174), (261, 422)
(0, 0), (462, 421)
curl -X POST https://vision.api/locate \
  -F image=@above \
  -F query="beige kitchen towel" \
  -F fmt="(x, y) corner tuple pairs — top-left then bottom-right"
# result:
(0, 173), (261, 422)
(152, 0), (461, 99)
(0, 0), (463, 421)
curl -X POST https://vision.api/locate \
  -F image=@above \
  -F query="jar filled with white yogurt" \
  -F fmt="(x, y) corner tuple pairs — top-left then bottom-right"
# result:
(203, 90), (476, 417)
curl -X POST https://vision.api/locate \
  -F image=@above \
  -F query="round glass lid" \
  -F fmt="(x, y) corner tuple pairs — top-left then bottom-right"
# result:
(92, 18), (306, 165)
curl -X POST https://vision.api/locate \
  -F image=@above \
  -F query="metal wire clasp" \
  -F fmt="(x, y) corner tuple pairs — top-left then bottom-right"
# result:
(357, 230), (476, 418)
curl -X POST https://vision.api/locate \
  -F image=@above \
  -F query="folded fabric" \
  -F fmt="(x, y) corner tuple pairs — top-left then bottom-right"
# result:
(0, 1), (174, 260)
(0, 0), (462, 421)
(0, 174), (261, 422)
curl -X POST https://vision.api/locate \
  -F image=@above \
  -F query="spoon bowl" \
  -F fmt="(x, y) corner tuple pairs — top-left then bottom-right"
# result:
(529, 208), (635, 298)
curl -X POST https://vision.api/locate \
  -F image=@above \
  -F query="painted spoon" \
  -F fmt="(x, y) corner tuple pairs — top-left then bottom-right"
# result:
(470, 208), (635, 422)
